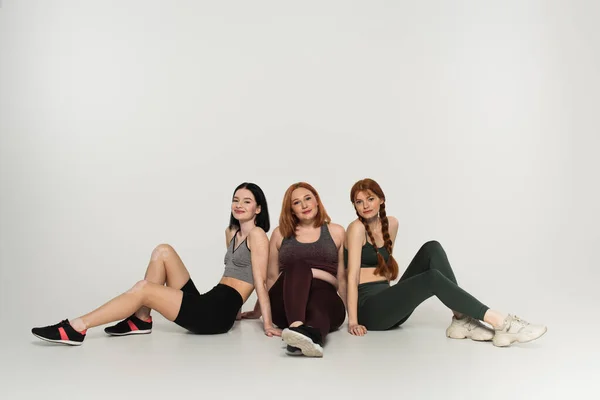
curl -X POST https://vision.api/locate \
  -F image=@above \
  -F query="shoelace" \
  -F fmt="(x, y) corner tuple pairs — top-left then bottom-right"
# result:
(510, 315), (528, 328)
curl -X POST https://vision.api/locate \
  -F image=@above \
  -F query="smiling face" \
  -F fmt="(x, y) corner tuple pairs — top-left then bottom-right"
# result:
(231, 188), (260, 223)
(290, 187), (319, 222)
(353, 189), (384, 219)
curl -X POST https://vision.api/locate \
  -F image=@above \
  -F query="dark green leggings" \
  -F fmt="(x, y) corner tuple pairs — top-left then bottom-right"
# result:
(357, 241), (489, 330)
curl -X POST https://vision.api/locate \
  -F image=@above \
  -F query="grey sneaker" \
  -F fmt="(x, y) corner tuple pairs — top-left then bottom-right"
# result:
(492, 315), (547, 347)
(446, 316), (494, 341)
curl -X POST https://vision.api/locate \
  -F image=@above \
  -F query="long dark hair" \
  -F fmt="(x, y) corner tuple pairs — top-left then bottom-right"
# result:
(229, 182), (270, 232)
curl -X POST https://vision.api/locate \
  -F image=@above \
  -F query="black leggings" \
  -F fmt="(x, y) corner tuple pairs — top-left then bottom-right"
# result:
(173, 279), (243, 334)
(357, 241), (489, 330)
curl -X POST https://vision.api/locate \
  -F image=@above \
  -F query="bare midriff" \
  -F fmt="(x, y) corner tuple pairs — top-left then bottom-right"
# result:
(359, 267), (388, 285)
(219, 276), (254, 302)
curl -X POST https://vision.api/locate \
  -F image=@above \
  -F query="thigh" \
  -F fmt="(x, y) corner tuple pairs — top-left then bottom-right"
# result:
(359, 272), (434, 330)
(142, 282), (184, 321)
(398, 243), (432, 282)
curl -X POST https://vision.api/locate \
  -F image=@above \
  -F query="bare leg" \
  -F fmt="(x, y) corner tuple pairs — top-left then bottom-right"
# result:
(70, 280), (183, 332)
(136, 244), (191, 320)
(483, 309), (507, 328)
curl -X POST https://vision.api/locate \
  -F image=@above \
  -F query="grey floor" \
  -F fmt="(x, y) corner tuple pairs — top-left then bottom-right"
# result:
(3, 301), (597, 400)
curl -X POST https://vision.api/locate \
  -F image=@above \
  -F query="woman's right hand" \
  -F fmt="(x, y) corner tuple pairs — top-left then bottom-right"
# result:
(348, 323), (367, 336)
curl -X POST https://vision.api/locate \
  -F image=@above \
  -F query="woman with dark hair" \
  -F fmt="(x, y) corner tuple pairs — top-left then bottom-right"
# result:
(31, 182), (281, 345)
(344, 178), (547, 347)
(265, 182), (347, 357)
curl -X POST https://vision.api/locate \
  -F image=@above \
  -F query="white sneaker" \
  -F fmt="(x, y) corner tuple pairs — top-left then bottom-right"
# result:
(492, 314), (547, 347)
(446, 316), (495, 341)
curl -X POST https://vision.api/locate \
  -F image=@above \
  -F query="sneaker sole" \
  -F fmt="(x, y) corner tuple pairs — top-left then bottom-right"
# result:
(105, 329), (152, 336)
(446, 329), (494, 341)
(282, 329), (323, 357)
(493, 327), (548, 347)
(32, 333), (83, 346)
(285, 348), (304, 356)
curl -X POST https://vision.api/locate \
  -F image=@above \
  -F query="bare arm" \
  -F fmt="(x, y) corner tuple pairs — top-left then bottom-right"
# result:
(248, 227), (280, 337)
(225, 227), (235, 247)
(241, 227), (282, 320)
(346, 221), (367, 335)
(225, 227), (242, 319)
(389, 216), (399, 248)
(330, 224), (348, 309)
(266, 227), (283, 291)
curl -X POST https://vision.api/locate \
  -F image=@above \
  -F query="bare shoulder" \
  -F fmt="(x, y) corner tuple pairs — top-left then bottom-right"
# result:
(346, 219), (366, 248)
(327, 223), (345, 249)
(225, 226), (236, 243)
(249, 226), (267, 239)
(270, 226), (283, 247)
(346, 219), (365, 235)
(328, 222), (346, 238)
(387, 216), (399, 229)
(386, 216), (399, 243)
(247, 226), (268, 251)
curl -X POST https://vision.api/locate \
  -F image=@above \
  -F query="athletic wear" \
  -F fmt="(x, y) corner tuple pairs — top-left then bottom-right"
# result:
(492, 315), (547, 347)
(174, 280), (243, 334)
(222, 231), (254, 285)
(278, 224), (338, 277)
(270, 264), (345, 342)
(31, 320), (86, 346)
(282, 325), (324, 357)
(104, 314), (153, 336)
(357, 241), (490, 330)
(343, 233), (390, 269)
(446, 316), (494, 341)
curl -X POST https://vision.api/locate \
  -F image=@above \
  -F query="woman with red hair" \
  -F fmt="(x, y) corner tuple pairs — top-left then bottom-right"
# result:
(344, 178), (547, 347)
(258, 182), (346, 357)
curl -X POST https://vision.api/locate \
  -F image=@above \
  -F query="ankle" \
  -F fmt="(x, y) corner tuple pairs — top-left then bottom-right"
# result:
(134, 312), (151, 322)
(70, 318), (87, 333)
(289, 321), (304, 328)
(484, 310), (507, 329)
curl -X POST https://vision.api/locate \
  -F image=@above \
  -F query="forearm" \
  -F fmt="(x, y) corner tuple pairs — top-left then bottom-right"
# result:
(255, 282), (273, 327)
(347, 283), (359, 325)
(338, 281), (348, 310)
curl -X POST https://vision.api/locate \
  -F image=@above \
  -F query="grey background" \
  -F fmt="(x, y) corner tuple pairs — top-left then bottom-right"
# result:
(0, 1), (598, 398)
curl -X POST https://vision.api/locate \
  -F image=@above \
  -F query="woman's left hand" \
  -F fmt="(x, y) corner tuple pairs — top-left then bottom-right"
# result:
(264, 326), (282, 337)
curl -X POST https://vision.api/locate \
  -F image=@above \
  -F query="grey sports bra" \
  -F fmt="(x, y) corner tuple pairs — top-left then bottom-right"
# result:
(222, 231), (254, 285)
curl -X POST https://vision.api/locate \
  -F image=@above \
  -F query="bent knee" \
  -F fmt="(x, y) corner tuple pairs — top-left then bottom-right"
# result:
(151, 243), (175, 260)
(129, 280), (149, 293)
(422, 240), (443, 253)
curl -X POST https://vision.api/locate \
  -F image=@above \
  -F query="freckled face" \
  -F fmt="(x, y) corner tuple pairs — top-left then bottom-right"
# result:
(353, 190), (384, 219)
